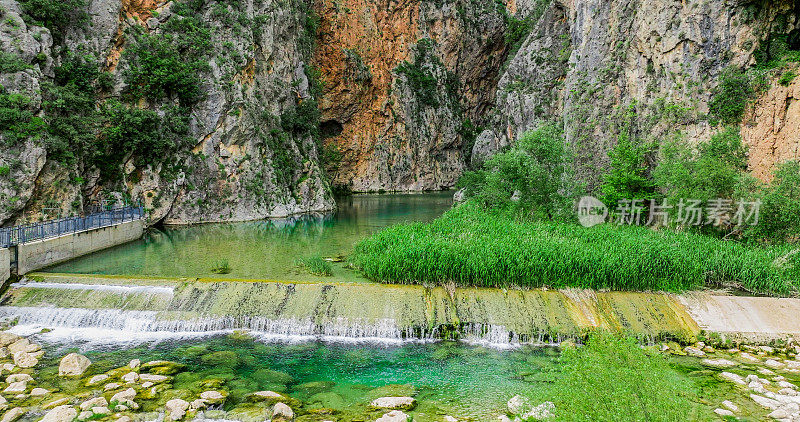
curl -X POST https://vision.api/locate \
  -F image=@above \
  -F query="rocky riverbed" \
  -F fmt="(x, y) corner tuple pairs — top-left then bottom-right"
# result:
(1, 330), (800, 422)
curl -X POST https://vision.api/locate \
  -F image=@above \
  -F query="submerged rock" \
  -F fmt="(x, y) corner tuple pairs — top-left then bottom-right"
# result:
(701, 359), (737, 369)
(246, 391), (286, 403)
(200, 391), (226, 404)
(370, 397), (417, 411)
(140, 361), (185, 375)
(375, 410), (408, 422)
(59, 353), (91, 376)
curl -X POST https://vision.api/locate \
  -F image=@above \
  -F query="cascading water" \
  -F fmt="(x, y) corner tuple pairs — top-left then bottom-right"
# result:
(0, 275), (700, 347)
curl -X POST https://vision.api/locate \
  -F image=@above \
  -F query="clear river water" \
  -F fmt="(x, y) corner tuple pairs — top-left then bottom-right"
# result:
(44, 192), (453, 282)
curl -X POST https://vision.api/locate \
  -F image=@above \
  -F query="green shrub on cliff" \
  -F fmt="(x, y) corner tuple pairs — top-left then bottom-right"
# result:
(19, 0), (87, 39)
(0, 91), (44, 146)
(744, 161), (800, 243)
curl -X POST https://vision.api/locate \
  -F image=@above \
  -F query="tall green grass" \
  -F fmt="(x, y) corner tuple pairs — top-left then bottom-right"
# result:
(352, 202), (800, 296)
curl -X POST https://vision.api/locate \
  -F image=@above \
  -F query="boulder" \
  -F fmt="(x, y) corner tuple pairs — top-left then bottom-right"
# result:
(507, 395), (529, 414)
(110, 388), (136, 403)
(40, 405), (78, 422)
(5, 374), (32, 383)
(128, 359), (140, 369)
(683, 346), (705, 357)
(271, 402), (294, 421)
(199, 391), (226, 404)
(138, 374), (170, 383)
(121, 372), (139, 383)
(3, 382), (26, 394)
(59, 353), (91, 376)
(375, 410), (408, 422)
(700, 359), (737, 369)
(86, 374), (109, 386)
(91, 407), (110, 415)
(0, 333), (21, 347)
(765, 359), (784, 369)
(7, 339), (30, 354)
(30, 388), (49, 397)
(0, 408), (24, 422)
(140, 360), (185, 375)
(104, 383), (121, 391)
(189, 399), (207, 410)
(12, 351), (37, 368)
(370, 397), (416, 411)
(80, 397), (108, 411)
(246, 391), (286, 403)
(0, 396), (6, 411)
(165, 399), (190, 421)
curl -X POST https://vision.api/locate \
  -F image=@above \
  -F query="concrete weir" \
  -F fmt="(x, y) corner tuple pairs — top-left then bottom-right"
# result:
(1, 273), (797, 345)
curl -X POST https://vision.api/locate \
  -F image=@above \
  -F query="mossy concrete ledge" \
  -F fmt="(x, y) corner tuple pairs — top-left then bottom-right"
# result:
(2, 274), (799, 345)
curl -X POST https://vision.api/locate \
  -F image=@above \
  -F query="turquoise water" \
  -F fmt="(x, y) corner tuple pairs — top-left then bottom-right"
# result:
(35, 335), (556, 421)
(44, 192), (453, 282)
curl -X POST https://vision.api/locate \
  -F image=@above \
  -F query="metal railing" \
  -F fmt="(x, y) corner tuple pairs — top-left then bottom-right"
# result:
(0, 205), (144, 248)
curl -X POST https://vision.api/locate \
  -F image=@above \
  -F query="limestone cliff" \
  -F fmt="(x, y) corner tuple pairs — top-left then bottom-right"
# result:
(1, 0), (799, 225)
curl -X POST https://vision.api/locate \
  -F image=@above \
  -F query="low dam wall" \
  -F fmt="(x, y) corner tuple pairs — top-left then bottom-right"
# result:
(14, 220), (144, 275)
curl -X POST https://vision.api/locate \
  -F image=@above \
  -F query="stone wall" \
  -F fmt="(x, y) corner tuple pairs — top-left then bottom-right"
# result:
(16, 220), (144, 274)
(0, 248), (9, 284)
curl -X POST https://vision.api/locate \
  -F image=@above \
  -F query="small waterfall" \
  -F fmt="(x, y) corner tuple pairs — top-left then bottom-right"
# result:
(0, 276), (700, 348)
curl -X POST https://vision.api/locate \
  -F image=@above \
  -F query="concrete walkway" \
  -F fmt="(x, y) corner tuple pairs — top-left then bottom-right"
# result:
(679, 292), (800, 343)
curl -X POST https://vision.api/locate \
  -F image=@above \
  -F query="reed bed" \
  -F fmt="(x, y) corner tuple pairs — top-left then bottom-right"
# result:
(352, 203), (799, 296)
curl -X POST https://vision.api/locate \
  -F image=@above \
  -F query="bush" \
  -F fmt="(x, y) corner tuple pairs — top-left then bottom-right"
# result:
(599, 132), (655, 209)
(352, 202), (799, 295)
(746, 161), (800, 243)
(457, 124), (577, 220)
(548, 333), (695, 421)
(19, 0), (87, 37)
(0, 52), (31, 73)
(709, 67), (754, 126)
(0, 91), (45, 145)
(122, 28), (208, 107)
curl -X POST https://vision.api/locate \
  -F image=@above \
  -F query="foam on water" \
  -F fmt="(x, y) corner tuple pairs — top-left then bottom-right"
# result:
(10, 281), (175, 296)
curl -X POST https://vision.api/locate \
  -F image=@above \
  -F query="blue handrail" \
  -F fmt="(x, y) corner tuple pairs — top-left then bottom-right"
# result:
(0, 206), (144, 248)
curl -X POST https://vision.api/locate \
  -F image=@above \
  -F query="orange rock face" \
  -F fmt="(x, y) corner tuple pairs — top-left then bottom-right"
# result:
(313, 0), (507, 192)
(741, 73), (800, 183)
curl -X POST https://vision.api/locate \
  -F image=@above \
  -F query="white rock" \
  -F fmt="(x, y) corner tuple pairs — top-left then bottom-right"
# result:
(759, 368), (776, 376)
(497, 416), (512, 422)
(87, 374), (109, 386)
(117, 416), (132, 422)
(0, 396), (6, 411)
(59, 353), (91, 376)
(444, 416), (458, 422)
(250, 391), (284, 400)
(44, 399), (69, 409)
(165, 399), (189, 421)
(141, 382), (153, 388)
(760, 346), (775, 354)
(3, 382), (26, 394)
(721, 400), (739, 412)
(30, 388), (49, 396)
(80, 397), (108, 411)
(138, 373), (169, 383)
(370, 397), (417, 410)
(750, 394), (781, 409)
(740, 352), (761, 362)
(765, 359), (785, 369)
(720, 372), (746, 385)
(701, 359), (737, 369)
(190, 399), (207, 410)
(128, 359), (140, 369)
(1, 408), (24, 422)
(77, 411), (93, 421)
(110, 388), (136, 403)
(375, 410), (408, 422)
(748, 381), (767, 393)
(5, 374), (32, 383)
(683, 346), (706, 357)
(779, 388), (798, 396)
(713, 408), (734, 417)
(121, 372), (139, 383)
(507, 395), (529, 414)
(200, 391), (225, 404)
(91, 407), (110, 415)
(272, 402), (294, 420)
(12, 351), (37, 368)
(104, 383), (121, 391)
(1, 365), (14, 372)
(777, 381), (796, 389)
(7, 339), (30, 354)
(768, 408), (790, 419)
(41, 405), (78, 422)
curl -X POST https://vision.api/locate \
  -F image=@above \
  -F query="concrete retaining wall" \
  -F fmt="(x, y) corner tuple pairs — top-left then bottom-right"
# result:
(16, 220), (144, 275)
(0, 248), (9, 283)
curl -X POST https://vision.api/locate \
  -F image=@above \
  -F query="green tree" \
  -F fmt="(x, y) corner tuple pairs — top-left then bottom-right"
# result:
(599, 134), (655, 208)
(457, 124), (577, 220)
(745, 161), (800, 243)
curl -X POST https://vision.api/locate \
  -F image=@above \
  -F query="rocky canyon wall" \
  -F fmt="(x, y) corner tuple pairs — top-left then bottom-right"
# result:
(0, 0), (798, 225)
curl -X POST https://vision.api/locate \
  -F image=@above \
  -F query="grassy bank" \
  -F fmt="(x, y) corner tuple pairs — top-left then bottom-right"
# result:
(352, 202), (800, 296)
